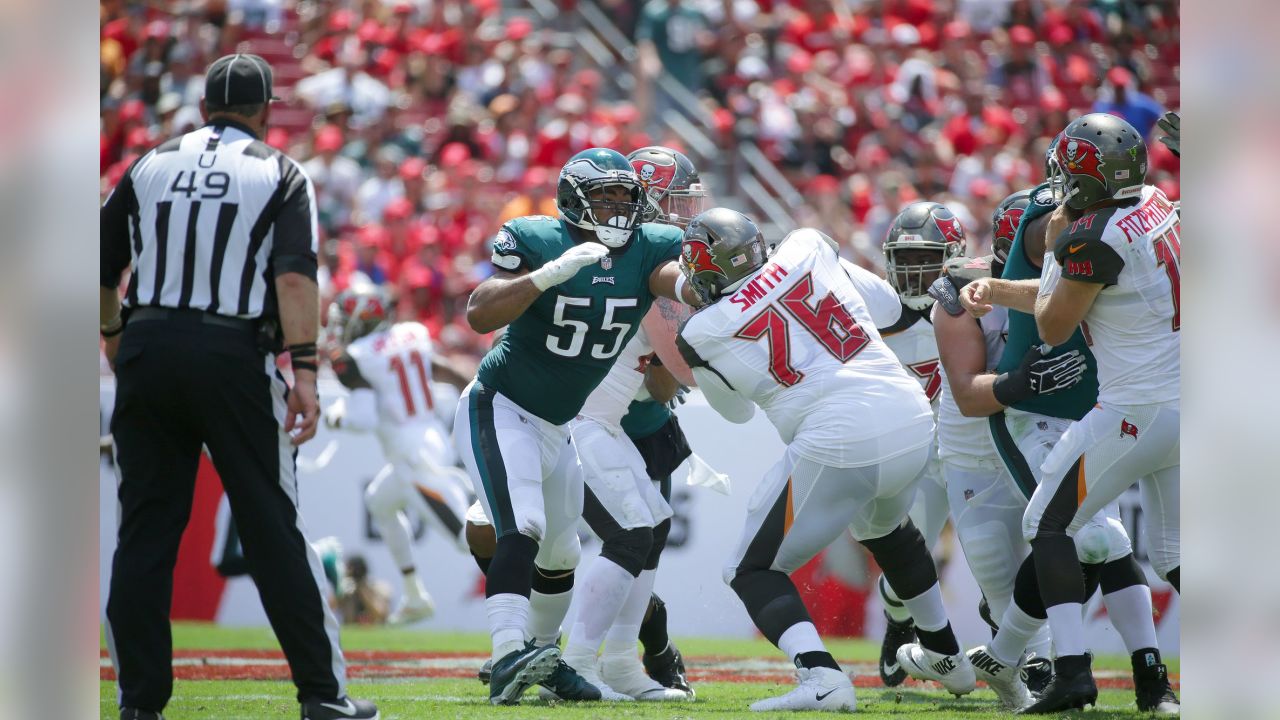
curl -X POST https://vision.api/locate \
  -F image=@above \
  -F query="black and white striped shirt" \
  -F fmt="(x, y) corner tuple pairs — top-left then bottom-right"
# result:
(101, 120), (318, 320)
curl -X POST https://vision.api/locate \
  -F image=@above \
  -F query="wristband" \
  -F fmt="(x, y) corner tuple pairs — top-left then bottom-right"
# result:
(101, 319), (125, 338)
(673, 272), (690, 305)
(287, 342), (317, 356)
(991, 372), (1028, 407)
(292, 359), (318, 373)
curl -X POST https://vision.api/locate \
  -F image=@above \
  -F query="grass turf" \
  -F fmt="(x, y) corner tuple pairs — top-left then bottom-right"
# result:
(99, 622), (1173, 719)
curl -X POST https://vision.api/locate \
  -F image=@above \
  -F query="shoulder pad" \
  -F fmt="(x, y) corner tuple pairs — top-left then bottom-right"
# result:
(943, 255), (993, 288)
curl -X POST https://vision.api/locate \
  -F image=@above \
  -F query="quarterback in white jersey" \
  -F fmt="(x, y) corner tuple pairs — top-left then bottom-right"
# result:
(324, 284), (473, 625)
(677, 210), (974, 712)
(963, 115), (1180, 713)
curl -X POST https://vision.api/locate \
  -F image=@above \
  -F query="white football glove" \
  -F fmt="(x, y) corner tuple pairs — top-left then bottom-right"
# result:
(529, 242), (610, 291)
(323, 397), (346, 429)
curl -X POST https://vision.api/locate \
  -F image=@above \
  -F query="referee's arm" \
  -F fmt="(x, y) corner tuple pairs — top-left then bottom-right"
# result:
(100, 167), (136, 367)
(274, 159), (322, 445)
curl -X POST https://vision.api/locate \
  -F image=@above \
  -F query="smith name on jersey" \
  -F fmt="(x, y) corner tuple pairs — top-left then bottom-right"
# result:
(679, 229), (933, 467)
(477, 215), (682, 425)
(1045, 185), (1180, 406)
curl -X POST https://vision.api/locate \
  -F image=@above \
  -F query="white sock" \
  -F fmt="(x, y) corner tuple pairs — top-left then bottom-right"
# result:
(402, 569), (425, 601)
(486, 593), (530, 661)
(880, 575), (913, 623)
(1103, 585), (1158, 653)
(372, 509), (416, 571)
(991, 602), (1045, 666)
(777, 621), (826, 661)
(899, 582), (948, 632)
(1045, 602), (1086, 657)
(1026, 623), (1053, 661)
(602, 569), (657, 658)
(528, 588), (574, 647)
(562, 558), (634, 668)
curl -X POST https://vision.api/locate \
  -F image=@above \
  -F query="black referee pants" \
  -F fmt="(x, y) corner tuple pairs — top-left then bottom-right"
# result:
(105, 316), (346, 711)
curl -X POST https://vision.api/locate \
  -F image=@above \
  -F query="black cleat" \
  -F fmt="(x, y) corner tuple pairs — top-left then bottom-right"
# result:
(300, 696), (380, 720)
(644, 642), (694, 698)
(489, 643), (561, 705)
(1132, 649), (1179, 714)
(1019, 653), (1097, 714)
(538, 657), (604, 701)
(1021, 655), (1054, 696)
(478, 658), (492, 684)
(120, 710), (165, 720)
(879, 613), (916, 687)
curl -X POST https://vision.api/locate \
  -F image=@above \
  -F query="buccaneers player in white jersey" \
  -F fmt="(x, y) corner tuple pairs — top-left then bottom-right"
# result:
(324, 283), (472, 624)
(677, 209), (974, 712)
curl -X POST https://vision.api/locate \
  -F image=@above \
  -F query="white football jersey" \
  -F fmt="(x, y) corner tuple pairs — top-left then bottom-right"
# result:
(681, 229), (933, 467)
(935, 304), (1008, 460)
(346, 321), (447, 461)
(1040, 185), (1180, 406)
(578, 327), (654, 431)
(840, 258), (943, 407)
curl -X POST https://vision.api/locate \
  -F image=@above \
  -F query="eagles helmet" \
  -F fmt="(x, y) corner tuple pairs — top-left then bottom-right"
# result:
(556, 148), (647, 248)
(883, 201), (967, 311)
(991, 189), (1032, 267)
(626, 146), (707, 227)
(680, 208), (768, 305)
(327, 282), (393, 346)
(1051, 113), (1147, 210)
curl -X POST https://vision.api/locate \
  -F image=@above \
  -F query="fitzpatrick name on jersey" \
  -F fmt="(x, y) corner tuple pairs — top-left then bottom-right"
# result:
(477, 215), (682, 425)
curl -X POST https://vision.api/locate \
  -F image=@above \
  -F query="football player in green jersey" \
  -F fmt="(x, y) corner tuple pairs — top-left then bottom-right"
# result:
(455, 148), (700, 705)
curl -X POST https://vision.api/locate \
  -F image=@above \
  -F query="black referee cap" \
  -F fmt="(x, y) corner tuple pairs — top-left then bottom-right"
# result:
(204, 53), (280, 106)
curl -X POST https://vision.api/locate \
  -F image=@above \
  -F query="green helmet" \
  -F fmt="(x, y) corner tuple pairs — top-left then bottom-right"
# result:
(556, 148), (647, 248)
(626, 146), (707, 227)
(1051, 113), (1147, 210)
(883, 201), (966, 311)
(680, 208), (767, 305)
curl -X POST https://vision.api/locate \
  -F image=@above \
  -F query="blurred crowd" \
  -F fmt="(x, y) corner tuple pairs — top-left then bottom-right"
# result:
(101, 0), (1179, 363)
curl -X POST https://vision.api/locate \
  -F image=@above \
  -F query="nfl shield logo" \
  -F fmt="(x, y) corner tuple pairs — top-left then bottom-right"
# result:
(964, 489), (975, 501)
(601, 256), (613, 270)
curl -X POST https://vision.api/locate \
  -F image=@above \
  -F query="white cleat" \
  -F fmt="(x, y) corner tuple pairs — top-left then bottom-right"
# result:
(967, 646), (1033, 711)
(550, 656), (633, 702)
(749, 667), (856, 713)
(599, 654), (691, 701)
(387, 592), (435, 625)
(896, 643), (977, 696)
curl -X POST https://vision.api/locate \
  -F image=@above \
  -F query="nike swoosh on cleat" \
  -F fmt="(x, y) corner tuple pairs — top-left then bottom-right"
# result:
(816, 689), (839, 701)
(882, 661), (901, 676)
(318, 699), (358, 716)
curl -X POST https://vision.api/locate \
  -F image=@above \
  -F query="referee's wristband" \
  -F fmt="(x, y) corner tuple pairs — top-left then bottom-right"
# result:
(291, 358), (318, 373)
(286, 342), (318, 357)
(101, 319), (124, 338)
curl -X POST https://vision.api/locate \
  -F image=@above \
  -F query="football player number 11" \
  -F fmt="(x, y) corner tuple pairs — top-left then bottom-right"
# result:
(733, 273), (871, 387)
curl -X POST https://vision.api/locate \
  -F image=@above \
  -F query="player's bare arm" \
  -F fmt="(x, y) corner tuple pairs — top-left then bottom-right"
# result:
(649, 260), (703, 307)
(101, 285), (123, 368)
(464, 268), (541, 334)
(933, 307), (1005, 418)
(960, 278), (1040, 316)
(1022, 210), (1057, 265)
(643, 297), (696, 386)
(277, 271), (321, 445)
(430, 354), (474, 390)
(643, 358), (681, 404)
(1035, 277), (1104, 346)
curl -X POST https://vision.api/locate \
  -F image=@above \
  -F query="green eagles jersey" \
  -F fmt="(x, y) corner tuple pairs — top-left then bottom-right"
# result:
(621, 398), (671, 440)
(997, 183), (1098, 421)
(477, 216), (682, 425)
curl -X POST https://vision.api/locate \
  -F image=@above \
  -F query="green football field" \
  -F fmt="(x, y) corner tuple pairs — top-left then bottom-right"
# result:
(99, 622), (1178, 719)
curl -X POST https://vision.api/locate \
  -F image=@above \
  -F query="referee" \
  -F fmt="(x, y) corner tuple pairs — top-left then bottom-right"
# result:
(100, 54), (377, 720)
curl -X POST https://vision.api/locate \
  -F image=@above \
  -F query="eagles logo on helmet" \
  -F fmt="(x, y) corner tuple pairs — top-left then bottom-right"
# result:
(1057, 134), (1108, 185)
(683, 239), (726, 277)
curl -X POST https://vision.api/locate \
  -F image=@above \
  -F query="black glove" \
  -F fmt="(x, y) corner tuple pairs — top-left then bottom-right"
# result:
(928, 275), (964, 317)
(667, 385), (689, 410)
(1157, 111), (1180, 157)
(992, 345), (1088, 406)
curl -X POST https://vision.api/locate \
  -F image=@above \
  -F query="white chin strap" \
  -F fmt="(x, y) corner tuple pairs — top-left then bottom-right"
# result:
(902, 293), (934, 311)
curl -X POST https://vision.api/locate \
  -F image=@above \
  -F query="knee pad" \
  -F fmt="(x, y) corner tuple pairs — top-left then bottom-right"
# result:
(534, 526), (581, 573)
(645, 518), (671, 571)
(860, 519), (938, 600)
(513, 508), (546, 544)
(599, 526), (653, 577)
(1073, 516), (1131, 565)
(958, 521), (1019, 600)
(532, 565), (575, 595)
(363, 475), (400, 518)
